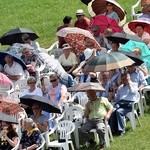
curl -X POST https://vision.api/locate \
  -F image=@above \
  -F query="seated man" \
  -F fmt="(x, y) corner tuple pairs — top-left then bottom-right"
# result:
(80, 89), (113, 150)
(58, 44), (78, 75)
(21, 47), (42, 77)
(110, 73), (139, 135)
(4, 55), (25, 82)
(30, 103), (49, 133)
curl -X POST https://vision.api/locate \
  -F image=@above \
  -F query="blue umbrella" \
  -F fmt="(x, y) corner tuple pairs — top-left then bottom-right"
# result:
(0, 50), (27, 70)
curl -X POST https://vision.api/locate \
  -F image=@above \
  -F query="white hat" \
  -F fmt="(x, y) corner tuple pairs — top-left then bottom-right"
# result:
(84, 48), (94, 60)
(62, 43), (72, 50)
(76, 9), (84, 15)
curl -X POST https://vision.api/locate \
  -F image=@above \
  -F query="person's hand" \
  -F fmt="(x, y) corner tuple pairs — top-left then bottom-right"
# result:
(105, 114), (111, 120)
(143, 39), (150, 45)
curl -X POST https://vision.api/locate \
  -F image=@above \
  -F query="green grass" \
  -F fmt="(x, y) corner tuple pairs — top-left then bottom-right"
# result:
(0, 0), (138, 50)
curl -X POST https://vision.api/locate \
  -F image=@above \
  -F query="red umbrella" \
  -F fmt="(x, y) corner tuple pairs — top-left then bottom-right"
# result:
(90, 14), (122, 33)
(123, 20), (150, 35)
(0, 72), (13, 86)
(0, 96), (23, 115)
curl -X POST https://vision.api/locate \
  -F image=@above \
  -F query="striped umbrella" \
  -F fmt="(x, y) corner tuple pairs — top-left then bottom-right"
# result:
(83, 52), (135, 72)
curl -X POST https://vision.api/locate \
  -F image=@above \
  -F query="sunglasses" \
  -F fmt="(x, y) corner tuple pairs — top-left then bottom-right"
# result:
(76, 15), (82, 17)
(50, 79), (57, 83)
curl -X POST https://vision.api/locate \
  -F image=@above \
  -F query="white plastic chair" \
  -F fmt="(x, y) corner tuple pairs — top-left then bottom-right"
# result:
(36, 135), (45, 150)
(0, 85), (14, 96)
(46, 41), (59, 52)
(8, 91), (21, 103)
(11, 139), (20, 150)
(45, 120), (75, 150)
(125, 94), (141, 131)
(131, 0), (143, 20)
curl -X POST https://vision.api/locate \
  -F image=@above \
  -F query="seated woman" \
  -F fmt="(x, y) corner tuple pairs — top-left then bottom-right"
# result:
(30, 103), (49, 133)
(19, 118), (41, 150)
(0, 121), (19, 150)
(21, 47), (42, 77)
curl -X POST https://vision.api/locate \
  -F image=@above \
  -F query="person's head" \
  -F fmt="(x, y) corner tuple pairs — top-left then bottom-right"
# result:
(111, 42), (120, 52)
(106, 2), (114, 11)
(1, 121), (13, 131)
(108, 69), (116, 77)
(24, 118), (37, 130)
(135, 24), (145, 36)
(121, 72), (130, 85)
(4, 55), (13, 66)
(49, 73), (59, 87)
(62, 43), (72, 56)
(86, 90), (97, 100)
(32, 103), (42, 115)
(127, 64), (136, 74)
(76, 9), (84, 20)
(142, 4), (150, 14)
(27, 76), (37, 88)
(91, 26), (100, 37)
(104, 28), (113, 36)
(100, 72), (109, 84)
(63, 16), (72, 26)
(22, 33), (31, 44)
(22, 47), (32, 58)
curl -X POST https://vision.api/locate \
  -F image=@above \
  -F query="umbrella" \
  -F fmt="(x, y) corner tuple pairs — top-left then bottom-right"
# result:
(88, 0), (126, 25)
(0, 51), (27, 70)
(83, 52), (135, 72)
(121, 51), (144, 66)
(90, 15), (122, 33)
(0, 28), (39, 45)
(0, 73), (13, 86)
(123, 20), (150, 35)
(0, 96), (23, 115)
(20, 95), (61, 113)
(56, 27), (100, 52)
(106, 32), (143, 44)
(68, 82), (105, 92)
(0, 112), (18, 124)
(81, 0), (92, 5)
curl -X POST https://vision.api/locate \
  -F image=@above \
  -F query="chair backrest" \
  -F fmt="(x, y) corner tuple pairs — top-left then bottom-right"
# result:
(71, 92), (88, 108)
(0, 85), (14, 96)
(8, 91), (21, 103)
(56, 120), (75, 141)
(14, 78), (28, 92)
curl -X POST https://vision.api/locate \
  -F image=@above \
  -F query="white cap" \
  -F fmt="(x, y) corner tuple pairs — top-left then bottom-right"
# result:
(76, 9), (84, 15)
(84, 48), (94, 60)
(62, 43), (72, 50)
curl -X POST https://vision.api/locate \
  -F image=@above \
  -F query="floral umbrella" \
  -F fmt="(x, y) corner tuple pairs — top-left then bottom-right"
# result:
(56, 27), (100, 52)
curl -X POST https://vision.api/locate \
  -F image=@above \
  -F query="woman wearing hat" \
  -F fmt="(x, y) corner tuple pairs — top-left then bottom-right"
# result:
(19, 118), (41, 150)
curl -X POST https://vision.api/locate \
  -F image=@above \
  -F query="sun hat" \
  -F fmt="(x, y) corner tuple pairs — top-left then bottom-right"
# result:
(84, 48), (94, 60)
(76, 9), (84, 15)
(62, 43), (72, 50)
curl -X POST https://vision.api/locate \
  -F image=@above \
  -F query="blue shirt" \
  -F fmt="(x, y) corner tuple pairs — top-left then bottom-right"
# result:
(115, 82), (138, 102)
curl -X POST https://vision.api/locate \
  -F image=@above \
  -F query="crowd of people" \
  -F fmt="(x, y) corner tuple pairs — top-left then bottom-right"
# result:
(0, 0), (150, 150)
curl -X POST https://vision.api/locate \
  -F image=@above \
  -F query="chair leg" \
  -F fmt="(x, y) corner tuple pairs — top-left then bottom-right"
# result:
(107, 125), (113, 141)
(143, 97), (148, 112)
(70, 141), (75, 150)
(105, 128), (110, 148)
(73, 128), (80, 149)
(134, 111), (141, 126)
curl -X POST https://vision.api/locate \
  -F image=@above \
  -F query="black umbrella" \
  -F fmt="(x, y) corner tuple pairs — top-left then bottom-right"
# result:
(106, 33), (143, 44)
(81, 0), (92, 5)
(0, 28), (39, 45)
(0, 51), (27, 70)
(20, 95), (61, 114)
(0, 112), (18, 124)
(121, 51), (144, 66)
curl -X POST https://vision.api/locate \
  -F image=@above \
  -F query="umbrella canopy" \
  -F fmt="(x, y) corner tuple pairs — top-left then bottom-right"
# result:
(20, 95), (61, 113)
(0, 28), (39, 45)
(106, 32), (143, 44)
(123, 20), (150, 35)
(90, 15), (122, 33)
(121, 51), (144, 66)
(0, 73), (13, 86)
(83, 52), (135, 72)
(0, 96), (23, 115)
(68, 82), (105, 92)
(88, 0), (126, 25)
(56, 27), (100, 52)
(81, 0), (92, 5)
(0, 51), (27, 70)
(0, 112), (18, 124)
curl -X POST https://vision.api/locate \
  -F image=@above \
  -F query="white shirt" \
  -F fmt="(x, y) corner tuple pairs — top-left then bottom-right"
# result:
(22, 87), (43, 96)
(4, 61), (25, 79)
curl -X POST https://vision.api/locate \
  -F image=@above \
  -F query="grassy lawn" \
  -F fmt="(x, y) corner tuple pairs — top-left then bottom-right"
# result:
(0, 0), (138, 49)
(1, 1), (150, 149)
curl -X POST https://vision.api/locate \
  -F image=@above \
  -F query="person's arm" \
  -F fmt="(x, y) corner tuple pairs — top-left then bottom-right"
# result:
(6, 74), (21, 80)
(67, 64), (77, 74)
(36, 122), (48, 132)
(105, 105), (113, 120)
(84, 102), (90, 119)
(23, 144), (39, 150)
(4, 134), (19, 147)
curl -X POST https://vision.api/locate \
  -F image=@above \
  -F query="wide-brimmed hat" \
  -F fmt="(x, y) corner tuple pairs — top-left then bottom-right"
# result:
(84, 48), (94, 60)
(62, 43), (72, 50)
(76, 9), (84, 15)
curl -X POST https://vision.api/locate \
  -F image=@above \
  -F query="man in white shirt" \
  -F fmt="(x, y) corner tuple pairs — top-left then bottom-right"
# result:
(4, 55), (25, 82)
